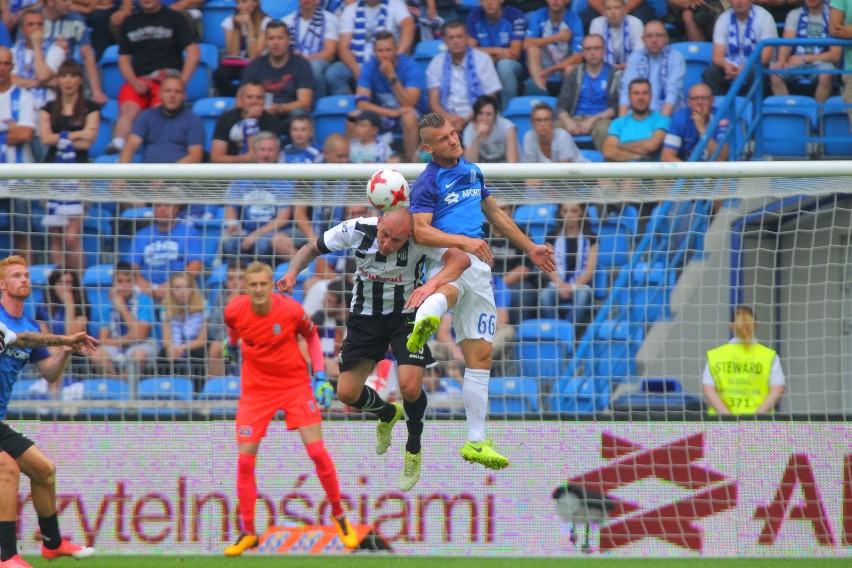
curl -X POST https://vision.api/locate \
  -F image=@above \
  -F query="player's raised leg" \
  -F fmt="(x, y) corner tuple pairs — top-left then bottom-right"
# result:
(407, 286), (458, 354)
(337, 359), (403, 455)
(298, 424), (359, 549)
(13, 446), (95, 560)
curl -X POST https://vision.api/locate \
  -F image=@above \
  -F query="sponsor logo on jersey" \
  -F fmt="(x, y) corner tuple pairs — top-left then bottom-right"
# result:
(444, 191), (459, 204)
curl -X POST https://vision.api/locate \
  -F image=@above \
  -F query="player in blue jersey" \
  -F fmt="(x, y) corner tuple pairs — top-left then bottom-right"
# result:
(0, 256), (99, 568)
(407, 112), (556, 470)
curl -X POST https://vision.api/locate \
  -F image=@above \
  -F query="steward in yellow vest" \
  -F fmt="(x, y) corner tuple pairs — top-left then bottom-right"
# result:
(702, 306), (786, 415)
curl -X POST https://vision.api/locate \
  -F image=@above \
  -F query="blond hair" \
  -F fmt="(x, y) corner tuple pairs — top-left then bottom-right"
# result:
(0, 255), (27, 279)
(163, 272), (205, 318)
(245, 261), (273, 278)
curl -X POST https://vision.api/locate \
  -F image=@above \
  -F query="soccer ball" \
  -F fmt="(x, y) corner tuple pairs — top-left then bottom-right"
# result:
(366, 169), (409, 211)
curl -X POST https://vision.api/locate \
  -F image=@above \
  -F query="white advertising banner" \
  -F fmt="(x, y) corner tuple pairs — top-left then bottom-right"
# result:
(7, 420), (852, 556)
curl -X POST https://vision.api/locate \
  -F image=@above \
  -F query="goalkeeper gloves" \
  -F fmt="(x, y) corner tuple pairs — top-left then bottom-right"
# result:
(222, 340), (240, 363)
(312, 371), (334, 409)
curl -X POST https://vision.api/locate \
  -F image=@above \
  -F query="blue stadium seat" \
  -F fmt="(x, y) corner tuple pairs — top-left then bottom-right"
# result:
(503, 96), (558, 146)
(611, 377), (703, 412)
(261, 0), (297, 18)
(413, 39), (445, 76)
(82, 264), (114, 336)
(138, 376), (194, 418)
(759, 95), (818, 159)
(670, 42), (713, 92)
(198, 376), (240, 417)
(99, 45), (121, 100)
(28, 263), (56, 309)
(593, 217), (632, 299)
(186, 43), (220, 102)
(11, 379), (47, 401)
(547, 377), (604, 414)
(580, 149), (603, 162)
(90, 99), (118, 159)
(79, 378), (129, 418)
(513, 204), (557, 245)
(821, 96), (852, 158)
(192, 97), (236, 152)
(516, 318), (573, 388)
(590, 319), (643, 383)
(488, 377), (539, 414)
(627, 261), (668, 325)
(201, 0), (236, 49)
(314, 95), (357, 145)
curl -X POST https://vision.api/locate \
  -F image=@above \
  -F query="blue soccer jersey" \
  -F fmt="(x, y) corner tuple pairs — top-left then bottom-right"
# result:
(0, 304), (49, 419)
(409, 157), (492, 239)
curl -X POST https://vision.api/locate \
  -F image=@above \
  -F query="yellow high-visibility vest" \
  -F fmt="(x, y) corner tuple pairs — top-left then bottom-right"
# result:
(706, 342), (776, 415)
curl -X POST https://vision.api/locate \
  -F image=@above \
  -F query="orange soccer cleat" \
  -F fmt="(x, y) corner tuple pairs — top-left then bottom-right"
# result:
(41, 539), (94, 560)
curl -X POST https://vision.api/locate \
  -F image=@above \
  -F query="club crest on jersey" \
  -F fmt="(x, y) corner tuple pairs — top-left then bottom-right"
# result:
(272, 324), (281, 335)
(397, 248), (407, 262)
(470, 169), (476, 183)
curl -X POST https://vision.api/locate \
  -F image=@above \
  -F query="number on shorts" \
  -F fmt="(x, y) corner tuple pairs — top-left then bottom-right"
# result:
(477, 313), (496, 335)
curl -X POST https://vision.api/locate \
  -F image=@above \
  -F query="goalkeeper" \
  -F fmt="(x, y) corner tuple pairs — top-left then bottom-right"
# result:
(277, 208), (470, 493)
(222, 261), (358, 556)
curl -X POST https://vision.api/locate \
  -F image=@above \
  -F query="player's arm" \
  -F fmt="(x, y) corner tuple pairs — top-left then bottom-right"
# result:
(34, 348), (74, 383)
(412, 211), (493, 262)
(481, 195), (555, 273)
(278, 238), (323, 294)
(14, 330), (98, 350)
(405, 248), (471, 310)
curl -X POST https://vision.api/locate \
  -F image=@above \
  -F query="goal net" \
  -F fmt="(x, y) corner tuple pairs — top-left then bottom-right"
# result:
(1, 161), (849, 557)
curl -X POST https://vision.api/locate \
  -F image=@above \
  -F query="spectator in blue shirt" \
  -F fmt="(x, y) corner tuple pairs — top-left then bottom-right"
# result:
(126, 201), (204, 302)
(223, 131), (305, 264)
(661, 82), (730, 162)
(524, 0), (585, 95)
(556, 33), (621, 150)
(283, 115), (322, 163)
(355, 30), (423, 161)
(619, 20), (685, 117)
(119, 76), (205, 164)
(604, 77), (670, 161)
(467, 0), (527, 108)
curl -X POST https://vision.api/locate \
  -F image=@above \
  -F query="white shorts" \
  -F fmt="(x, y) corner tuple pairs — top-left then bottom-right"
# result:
(430, 253), (496, 344)
(42, 200), (84, 228)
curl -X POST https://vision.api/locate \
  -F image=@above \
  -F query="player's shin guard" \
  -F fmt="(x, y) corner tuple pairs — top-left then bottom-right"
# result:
(350, 385), (397, 422)
(305, 440), (344, 518)
(237, 452), (258, 534)
(404, 391), (427, 455)
(462, 368), (490, 443)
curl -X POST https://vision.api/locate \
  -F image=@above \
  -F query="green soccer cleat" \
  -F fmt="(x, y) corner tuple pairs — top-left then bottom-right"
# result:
(376, 402), (404, 455)
(406, 315), (440, 353)
(460, 439), (509, 470)
(399, 451), (422, 492)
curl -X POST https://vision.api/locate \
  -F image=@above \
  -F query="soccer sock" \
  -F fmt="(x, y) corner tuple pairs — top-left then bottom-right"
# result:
(0, 521), (17, 560)
(350, 385), (397, 422)
(38, 514), (61, 550)
(415, 292), (448, 321)
(305, 440), (344, 518)
(404, 391), (428, 455)
(462, 368), (490, 443)
(236, 452), (258, 534)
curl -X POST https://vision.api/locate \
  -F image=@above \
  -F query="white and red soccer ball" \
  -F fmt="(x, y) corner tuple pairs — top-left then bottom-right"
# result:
(366, 169), (409, 211)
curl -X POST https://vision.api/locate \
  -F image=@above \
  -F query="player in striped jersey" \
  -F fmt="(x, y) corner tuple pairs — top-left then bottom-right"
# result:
(278, 208), (470, 491)
(408, 112), (556, 471)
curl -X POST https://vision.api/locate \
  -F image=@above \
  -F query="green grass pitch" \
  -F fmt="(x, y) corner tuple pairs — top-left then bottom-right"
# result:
(19, 557), (850, 568)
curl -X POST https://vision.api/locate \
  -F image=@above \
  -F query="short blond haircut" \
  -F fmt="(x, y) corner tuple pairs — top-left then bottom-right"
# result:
(245, 261), (273, 278)
(0, 255), (27, 279)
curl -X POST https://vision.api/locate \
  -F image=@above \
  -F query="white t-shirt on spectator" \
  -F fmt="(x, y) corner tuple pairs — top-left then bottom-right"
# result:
(220, 15), (272, 33)
(588, 15), (644, 65)
(522, 128), (589, 163)
(425, 49), (502, 117)
(0, 85), (35, 164)
(712, 6), (778, 65)
(281, 9), (340, 55)
(339, 0), (412, 61)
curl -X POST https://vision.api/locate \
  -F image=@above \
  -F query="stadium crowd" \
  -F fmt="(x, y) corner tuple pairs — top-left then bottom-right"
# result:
(0, 0), (846, 404)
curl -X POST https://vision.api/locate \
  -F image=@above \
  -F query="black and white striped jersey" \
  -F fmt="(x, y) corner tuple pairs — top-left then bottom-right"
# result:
(317, 217), (447, 316)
